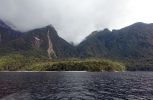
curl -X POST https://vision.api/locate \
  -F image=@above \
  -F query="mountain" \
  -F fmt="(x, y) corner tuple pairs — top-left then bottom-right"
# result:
(78, 22), (153, 61)
(0, 19), (22, 53)
(1, 18), (153, 63)
(0, 20), (77, 59)
(0, 19), (11, 29)
(12, 25), (77, 59)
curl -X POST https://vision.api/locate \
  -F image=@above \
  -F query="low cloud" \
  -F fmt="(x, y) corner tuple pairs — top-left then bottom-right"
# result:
(0, 0), (152, 44)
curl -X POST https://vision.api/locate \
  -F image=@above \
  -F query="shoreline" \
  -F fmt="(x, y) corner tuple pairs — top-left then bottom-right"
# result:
(0, 71), (88, 73)
(0, 71), (128, 73)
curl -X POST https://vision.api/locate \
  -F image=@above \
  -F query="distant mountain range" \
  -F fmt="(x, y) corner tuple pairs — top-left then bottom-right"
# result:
(1, 19), (153, 63)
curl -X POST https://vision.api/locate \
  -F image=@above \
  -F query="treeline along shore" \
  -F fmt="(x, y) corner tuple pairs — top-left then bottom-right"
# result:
(0, 54), (126, 71)
(1, 54), (153, 71)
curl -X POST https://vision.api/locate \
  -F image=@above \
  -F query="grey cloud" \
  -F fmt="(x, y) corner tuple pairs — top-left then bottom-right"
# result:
(0, 0), (129, 44)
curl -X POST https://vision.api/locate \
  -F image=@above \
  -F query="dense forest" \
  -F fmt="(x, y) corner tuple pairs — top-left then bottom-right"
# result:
(1, 53), (153, 71)
(0, 54), (125, 71)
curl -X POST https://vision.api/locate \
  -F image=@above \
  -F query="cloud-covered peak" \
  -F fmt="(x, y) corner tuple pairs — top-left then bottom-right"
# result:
(0, 0), (153, 44)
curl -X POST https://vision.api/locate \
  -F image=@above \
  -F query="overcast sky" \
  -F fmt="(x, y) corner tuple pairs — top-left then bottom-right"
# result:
(0, 0), (153, 44)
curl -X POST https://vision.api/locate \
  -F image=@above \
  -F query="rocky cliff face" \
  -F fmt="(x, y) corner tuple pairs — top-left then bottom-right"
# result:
(47, 30), (57, 59)
(32, 36), (41, 49)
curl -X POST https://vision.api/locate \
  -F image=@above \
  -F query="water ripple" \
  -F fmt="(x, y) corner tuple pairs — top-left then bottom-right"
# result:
(0, 72), (153, 100)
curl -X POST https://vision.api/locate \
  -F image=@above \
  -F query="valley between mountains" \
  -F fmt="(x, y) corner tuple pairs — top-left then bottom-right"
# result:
(0, 19), (153, 71)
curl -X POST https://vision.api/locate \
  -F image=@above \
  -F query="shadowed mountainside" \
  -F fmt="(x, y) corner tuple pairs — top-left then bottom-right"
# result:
(1, 19), (153, 70)
(0, 20), (77, 59)
(78, 22), (153, 59)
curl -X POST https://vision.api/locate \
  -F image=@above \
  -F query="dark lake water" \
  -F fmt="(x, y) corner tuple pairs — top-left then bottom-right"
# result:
(0, 72), (153, 100)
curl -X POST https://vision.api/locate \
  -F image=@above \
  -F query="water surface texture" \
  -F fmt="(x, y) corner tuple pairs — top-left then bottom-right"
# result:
(0, 72), (153, 100)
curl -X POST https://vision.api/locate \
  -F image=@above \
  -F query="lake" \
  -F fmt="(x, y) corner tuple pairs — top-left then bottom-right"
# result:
(0, 72), (153, 100)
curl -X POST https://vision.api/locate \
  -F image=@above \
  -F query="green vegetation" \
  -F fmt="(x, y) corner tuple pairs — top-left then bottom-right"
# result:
(123, 59), (153, 71)
(0, 54), (125, 72)
(30, 60), (125, 71)
(0, 54), (40, 71)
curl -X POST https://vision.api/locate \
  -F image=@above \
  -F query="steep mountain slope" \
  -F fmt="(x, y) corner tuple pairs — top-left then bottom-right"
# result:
(78, 22), (153, 60)
(0, 19), (22, 45)
(1, 18), (153, 62)
(9, 25), (77, 59)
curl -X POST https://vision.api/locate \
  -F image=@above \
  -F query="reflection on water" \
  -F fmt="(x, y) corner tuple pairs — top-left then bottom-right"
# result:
(0, 72), (153, 100)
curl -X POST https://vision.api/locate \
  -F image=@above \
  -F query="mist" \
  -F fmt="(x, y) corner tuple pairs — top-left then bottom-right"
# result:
(0, 0), (153, 44)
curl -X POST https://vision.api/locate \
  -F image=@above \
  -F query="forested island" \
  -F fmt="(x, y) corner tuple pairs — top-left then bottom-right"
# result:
(0, 54), (125, 71)
(1, 53), (153, 72)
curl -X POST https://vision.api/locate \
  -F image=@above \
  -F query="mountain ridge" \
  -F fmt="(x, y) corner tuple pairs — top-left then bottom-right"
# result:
(0, 19), (77, 59)
(78, 22), (153, 60)
(1, 19), (153, 63)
